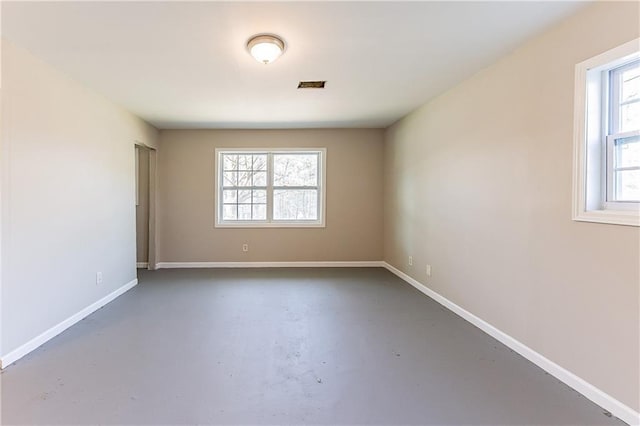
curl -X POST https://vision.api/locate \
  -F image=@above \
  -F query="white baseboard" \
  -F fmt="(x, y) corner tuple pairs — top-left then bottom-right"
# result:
(136, 262), (148, 268)
(0, 278), (138, 369)
(382, 262), (639, 426)
(156, 261), (385, 269)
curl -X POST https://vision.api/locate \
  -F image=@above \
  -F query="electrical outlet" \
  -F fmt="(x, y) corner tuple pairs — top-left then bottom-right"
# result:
(242, 244), (249, 252)
(426, 264), (432, 277)
(96, 272), (103, 285)
(408, 256), (413, 266)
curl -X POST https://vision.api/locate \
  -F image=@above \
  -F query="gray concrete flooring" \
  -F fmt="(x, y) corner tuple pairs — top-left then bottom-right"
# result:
(0, 268), (625, 425)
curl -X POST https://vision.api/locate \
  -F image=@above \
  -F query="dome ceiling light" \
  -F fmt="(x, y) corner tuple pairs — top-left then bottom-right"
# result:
(247, 34), (286, 64)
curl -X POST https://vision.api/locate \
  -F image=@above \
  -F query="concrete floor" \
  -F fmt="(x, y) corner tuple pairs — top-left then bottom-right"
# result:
(0, 268), (625, 425)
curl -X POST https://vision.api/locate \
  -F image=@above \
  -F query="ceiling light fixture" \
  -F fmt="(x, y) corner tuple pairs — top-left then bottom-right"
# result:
(247, 34), (285, 65)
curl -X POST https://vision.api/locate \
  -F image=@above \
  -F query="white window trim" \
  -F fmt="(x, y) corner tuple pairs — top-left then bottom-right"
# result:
(572, 38), (640, 227)
(214, 147), (327, 228)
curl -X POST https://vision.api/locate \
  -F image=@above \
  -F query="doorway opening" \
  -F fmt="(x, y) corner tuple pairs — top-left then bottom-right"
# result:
(135, 144), (157, 270)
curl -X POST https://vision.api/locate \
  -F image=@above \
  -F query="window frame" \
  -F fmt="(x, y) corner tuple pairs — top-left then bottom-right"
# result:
(572, 38), (640, 226)
(606, 131), (640, 208)
(214, 147), (327, 228)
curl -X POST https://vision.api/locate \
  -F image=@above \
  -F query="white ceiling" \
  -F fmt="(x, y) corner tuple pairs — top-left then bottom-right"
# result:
(2, 1), (588, 129)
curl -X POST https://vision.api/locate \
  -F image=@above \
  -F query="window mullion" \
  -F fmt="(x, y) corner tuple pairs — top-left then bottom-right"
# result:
(613, 166), (640, 172)
(619, 98), (639, 107)
(267, 152), (274, 222)
(317, 152), (322, 220)
(218, 153), (223, 224)
(272, 186), (319, 190)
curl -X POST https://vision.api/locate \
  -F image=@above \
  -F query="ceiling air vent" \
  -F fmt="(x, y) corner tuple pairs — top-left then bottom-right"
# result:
(298, 81), (326, 89)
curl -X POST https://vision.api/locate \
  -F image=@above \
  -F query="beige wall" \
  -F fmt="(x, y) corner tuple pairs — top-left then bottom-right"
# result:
(383, 1), (640, 411)
(158, 129), (383, 262)
(0, 39), (158, 356)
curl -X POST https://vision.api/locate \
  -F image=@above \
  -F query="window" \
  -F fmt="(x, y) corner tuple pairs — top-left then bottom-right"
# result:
(573, 38), (640, 226)
(607, 61), (640, 204)
(215, 148), (326, 227)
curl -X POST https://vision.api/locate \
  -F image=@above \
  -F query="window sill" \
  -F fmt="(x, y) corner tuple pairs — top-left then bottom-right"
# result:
(573, 208), (639, 227)
(215, 221), (326, 229)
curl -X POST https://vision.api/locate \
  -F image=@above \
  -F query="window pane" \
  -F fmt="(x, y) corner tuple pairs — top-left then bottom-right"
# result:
(238, 204), (252, 220)
(253, 155), (267, 171)
(620, 101), (640, 132)
(615, 169), (640, 201)
(252, 204), (266, 220)
(222, 205), (237, 220)
(273, 154), (318, 186)
(223, 190), (237, 203)
(238, 190), (252, 203)
(237, 171), (253, 187)
(238, 154), (254, 170)
(254, 171), (267, 187)
(621, 67), (640, 103)
(223, 171), (237, 186)
(273, 189), (318, 220)
(615, 135), (640, 169)
(253, 190), (267, 204)
(223, 154), (238, 171)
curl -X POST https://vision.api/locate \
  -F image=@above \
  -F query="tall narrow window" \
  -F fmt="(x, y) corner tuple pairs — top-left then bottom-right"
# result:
(607, 61), (640, 204)
(216, 149), (326, 227)
(220, 153), (268, 221)
(273, 153), (320, 221)
(573, 39), (640, 226)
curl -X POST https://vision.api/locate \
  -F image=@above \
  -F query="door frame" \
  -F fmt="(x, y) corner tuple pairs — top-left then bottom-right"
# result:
(134, 142), (157, 270)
